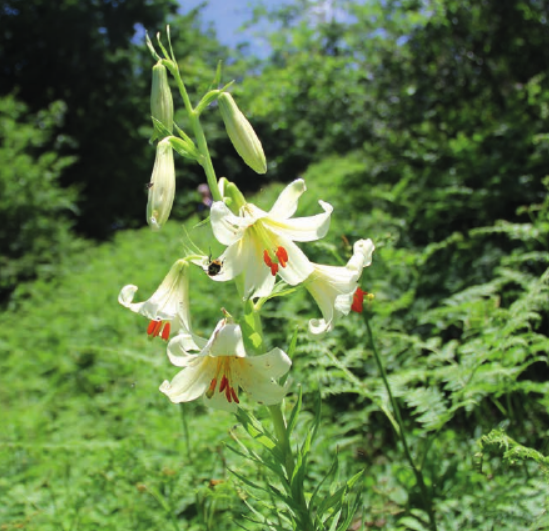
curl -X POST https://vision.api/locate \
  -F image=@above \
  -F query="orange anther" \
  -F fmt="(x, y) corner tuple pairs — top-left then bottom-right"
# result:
(219, 375), (229, 393)
(276, 246), (288, 266)
(230, 388), (240, 404)
(351, 287), (366, 313)
(263, 250), (273, 267)
(161, 322), (171, 341)
(147, 319), (163, 337)
(206, 378), (218, 399)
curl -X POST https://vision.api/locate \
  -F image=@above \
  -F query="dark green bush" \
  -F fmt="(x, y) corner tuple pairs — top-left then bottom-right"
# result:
(0, 95), (81, 299)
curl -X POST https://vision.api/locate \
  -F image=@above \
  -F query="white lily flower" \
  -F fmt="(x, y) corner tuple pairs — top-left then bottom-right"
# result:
(306, 239), (375, 335)
(118, 259), (191, 341)
(160, 319), (292, 412)
(209, 178), (333, 299)
(147, 137), (175, 230)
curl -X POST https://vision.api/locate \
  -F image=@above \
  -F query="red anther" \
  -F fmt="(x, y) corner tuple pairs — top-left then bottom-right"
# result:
(148, 319), (163, 337)
(276, 246), (288, 267)
(351, 287), (366, 313)
(270, 263), (279, 276)
(230, 387), (240, 404)
(206, 378), (217, 399)
(263, 250), (273, 267)
(225, 384), (233, 402)
(219, 375), (229, 393)
(147, 319), (158, 335)
(161, 322), (171, 341)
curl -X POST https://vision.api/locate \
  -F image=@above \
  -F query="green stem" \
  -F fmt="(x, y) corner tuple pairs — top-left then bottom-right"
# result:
(364, 312), (438, 531)
(268, 404), (314, 531)
(179, 403), (192, 461)
(165, 60), (222, 203)
(190, 111), (220, 201)
(268, 404), (295, 478)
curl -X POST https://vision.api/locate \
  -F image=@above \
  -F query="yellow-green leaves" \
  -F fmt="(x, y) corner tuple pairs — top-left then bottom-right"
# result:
(218, 92), (267, 175)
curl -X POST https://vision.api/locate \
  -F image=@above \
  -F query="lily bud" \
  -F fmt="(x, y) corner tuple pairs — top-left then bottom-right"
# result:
(218, 92), (267, 174)
(147, 138), (175, 230)
(151, 61), (173, 134)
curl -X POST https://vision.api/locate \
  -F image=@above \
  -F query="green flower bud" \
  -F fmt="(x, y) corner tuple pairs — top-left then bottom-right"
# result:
(218, 92), (267, 174)
(151, 62), (173, 134)
(147, 138), (175, 230)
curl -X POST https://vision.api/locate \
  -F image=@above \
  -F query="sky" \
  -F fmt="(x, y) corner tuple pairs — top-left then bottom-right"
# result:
(178, 0), (287, 56)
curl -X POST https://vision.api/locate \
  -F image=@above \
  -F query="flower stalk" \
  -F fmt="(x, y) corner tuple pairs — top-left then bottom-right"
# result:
(123, 28), (375, 530)
(162, 58), (221, 203)
(364, 312), (438, 531)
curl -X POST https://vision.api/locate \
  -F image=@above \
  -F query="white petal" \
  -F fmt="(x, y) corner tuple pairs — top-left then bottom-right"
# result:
(208, 239), (247, 282)
(308, 317), (332, 335)
(204, 390), (239, 412)
(240, 231), (276, 299)
(245, 348), (292, 378)
(268, 179), (306, 220)
(209, 323), (247, 358)
(306, 281), (337, 334)
(276, 237), (314, 286)
(233, 349), (292, 405)
(210, 201), (253, 246)
(266, 200), (333, 242)
(118, 284), (145, 313)
(167, 332), (205, 367)
(160, 358), (214, 403)
(118, 260), (189, 321)
(348, 239), (375, 271)
(305, 263), (359, 336)
(334, 291), (355, 315)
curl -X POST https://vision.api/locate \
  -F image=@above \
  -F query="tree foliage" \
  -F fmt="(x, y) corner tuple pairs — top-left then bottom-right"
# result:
(0, 0), (227, 238)
(0, 95), (80, 298)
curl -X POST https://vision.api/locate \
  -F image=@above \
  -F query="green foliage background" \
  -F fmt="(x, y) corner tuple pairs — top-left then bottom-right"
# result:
(2, 0), (549, 529)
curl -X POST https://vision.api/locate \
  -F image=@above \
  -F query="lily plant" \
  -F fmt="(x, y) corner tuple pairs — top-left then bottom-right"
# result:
(117, 27), (438, 531)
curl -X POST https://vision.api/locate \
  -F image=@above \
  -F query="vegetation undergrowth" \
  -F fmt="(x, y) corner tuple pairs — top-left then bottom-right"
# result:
(2, 161), (549, 529)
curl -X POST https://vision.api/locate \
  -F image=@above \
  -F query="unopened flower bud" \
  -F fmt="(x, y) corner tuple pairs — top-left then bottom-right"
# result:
(218, 92), (267, 174)
(147, 138), (175, 230)
(151, 62), (173, 133)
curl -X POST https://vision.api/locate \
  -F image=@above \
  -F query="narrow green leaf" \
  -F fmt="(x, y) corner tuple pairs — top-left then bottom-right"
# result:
(286, 385), (303, 440)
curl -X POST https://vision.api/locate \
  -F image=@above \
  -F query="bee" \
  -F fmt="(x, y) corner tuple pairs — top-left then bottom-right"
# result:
(206, 256), (223, 277)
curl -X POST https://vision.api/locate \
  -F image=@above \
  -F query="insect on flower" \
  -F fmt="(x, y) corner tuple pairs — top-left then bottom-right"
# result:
(206, 255), (223, 277)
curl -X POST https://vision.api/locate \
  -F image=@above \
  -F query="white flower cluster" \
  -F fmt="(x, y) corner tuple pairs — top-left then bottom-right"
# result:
(119, 179), (374, 412)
